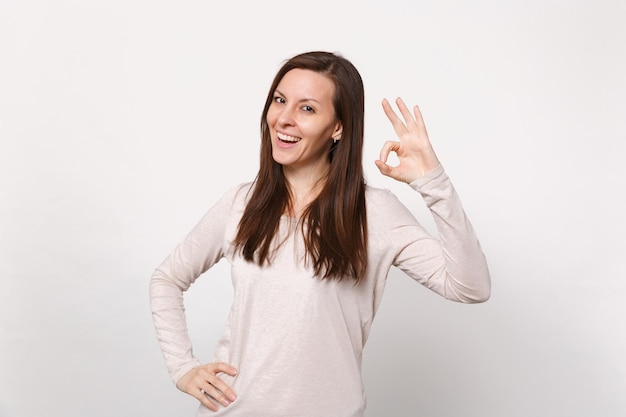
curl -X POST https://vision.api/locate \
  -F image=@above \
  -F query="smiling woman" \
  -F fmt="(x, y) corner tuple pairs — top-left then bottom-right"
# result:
(149, 51), (490, 417)
(267, 68), (342, 178)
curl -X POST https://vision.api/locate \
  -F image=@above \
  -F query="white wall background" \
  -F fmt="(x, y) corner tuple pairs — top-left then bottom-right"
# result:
(1, 0), (625, 416)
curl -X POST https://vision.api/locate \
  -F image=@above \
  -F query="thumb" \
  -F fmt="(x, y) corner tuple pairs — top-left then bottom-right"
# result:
(375, 159), (394, 178)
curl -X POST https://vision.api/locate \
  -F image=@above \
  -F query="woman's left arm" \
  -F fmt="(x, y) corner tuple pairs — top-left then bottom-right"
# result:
(376, 98), (491, 303)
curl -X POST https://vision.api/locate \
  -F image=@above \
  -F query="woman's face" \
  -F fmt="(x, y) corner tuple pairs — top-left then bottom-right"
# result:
(266, 68), (342, 175)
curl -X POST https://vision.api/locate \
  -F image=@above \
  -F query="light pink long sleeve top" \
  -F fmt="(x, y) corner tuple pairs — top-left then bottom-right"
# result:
(149, 165), (490, 417)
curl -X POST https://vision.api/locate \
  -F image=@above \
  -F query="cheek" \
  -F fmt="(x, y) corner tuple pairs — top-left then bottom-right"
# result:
(266, 106), (279, 126)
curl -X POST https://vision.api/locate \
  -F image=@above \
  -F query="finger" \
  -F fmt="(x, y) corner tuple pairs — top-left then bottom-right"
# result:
(395, 97), (416, 127)
(199, 382), (233, 408)
(204, 363), (237, 402)
(375, 159), (407, 182)
(375, 140), (400, 179)
(196, 387), (220, 412)
(378, 140), (400, 163)
(205, 373), (237, 402)
(374, 159), (394, 178)
(381, 99), (408, 136)
(213, 362), (238, 377)
(411, 104), (428, 135)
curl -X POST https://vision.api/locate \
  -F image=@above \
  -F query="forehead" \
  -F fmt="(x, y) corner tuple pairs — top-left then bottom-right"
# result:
(276, 69), (336, 101)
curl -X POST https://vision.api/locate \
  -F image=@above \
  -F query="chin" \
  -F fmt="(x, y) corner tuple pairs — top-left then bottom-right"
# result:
(270, 150), (289, 166)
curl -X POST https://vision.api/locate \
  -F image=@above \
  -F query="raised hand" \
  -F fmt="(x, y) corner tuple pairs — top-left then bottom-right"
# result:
(176, 362), (238, 412)
(375, 97), (440, 183)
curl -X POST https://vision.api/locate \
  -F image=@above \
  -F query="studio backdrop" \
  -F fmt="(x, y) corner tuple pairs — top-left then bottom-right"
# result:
(1, 0), (625, 416)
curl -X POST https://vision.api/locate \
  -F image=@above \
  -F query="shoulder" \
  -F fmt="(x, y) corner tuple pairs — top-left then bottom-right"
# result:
(198, 183), (253, 222)
(227, 182), (254, 204)
(364, 184), (419, 229)
(365, 184), (402, 212)
(217, 182), (254, 209)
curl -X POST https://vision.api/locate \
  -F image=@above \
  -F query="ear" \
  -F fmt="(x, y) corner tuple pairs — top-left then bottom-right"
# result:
(332, 122), (343, 141)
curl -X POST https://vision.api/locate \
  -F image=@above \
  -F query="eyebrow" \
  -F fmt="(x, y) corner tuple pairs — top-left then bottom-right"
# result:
(274, 89), (322, 105)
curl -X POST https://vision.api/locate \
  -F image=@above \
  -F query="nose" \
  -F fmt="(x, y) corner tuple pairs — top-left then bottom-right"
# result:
(277, 104), (295, 126)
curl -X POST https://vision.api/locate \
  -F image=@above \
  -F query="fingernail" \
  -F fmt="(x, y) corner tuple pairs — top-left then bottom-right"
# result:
(228, 393), (237, 401)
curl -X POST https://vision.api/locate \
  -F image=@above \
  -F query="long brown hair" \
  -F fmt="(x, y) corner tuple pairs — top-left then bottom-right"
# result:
(234, 51), (367, 282)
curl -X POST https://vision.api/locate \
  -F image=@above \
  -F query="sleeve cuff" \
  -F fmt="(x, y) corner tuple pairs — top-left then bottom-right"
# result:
(408, 164), (445, 190)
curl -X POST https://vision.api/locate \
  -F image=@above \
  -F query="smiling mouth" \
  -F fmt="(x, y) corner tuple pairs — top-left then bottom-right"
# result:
(277, 132), (302, 143)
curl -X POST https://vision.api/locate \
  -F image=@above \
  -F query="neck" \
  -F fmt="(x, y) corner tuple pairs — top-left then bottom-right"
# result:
(283, 162), (330, 216)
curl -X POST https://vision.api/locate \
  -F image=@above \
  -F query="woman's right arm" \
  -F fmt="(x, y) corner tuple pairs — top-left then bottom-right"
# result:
(149, 185), (244, 410)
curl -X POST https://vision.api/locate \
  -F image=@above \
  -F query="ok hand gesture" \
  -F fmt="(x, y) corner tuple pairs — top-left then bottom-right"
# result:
(375, 98), (440, 183)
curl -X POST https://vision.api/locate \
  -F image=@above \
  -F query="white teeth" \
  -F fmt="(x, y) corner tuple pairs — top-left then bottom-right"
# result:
(277, 132), (301, 142)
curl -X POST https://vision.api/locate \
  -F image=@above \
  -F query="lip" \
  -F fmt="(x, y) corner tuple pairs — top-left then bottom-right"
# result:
(275, 131), (302, 148)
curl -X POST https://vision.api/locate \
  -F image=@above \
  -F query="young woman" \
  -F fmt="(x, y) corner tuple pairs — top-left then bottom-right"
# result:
(150, 51), (490, 416)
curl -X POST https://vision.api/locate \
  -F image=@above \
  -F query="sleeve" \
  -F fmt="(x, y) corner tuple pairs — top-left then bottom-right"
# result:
(148, 185), (242, 385)
(389, 164), (491, 303)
